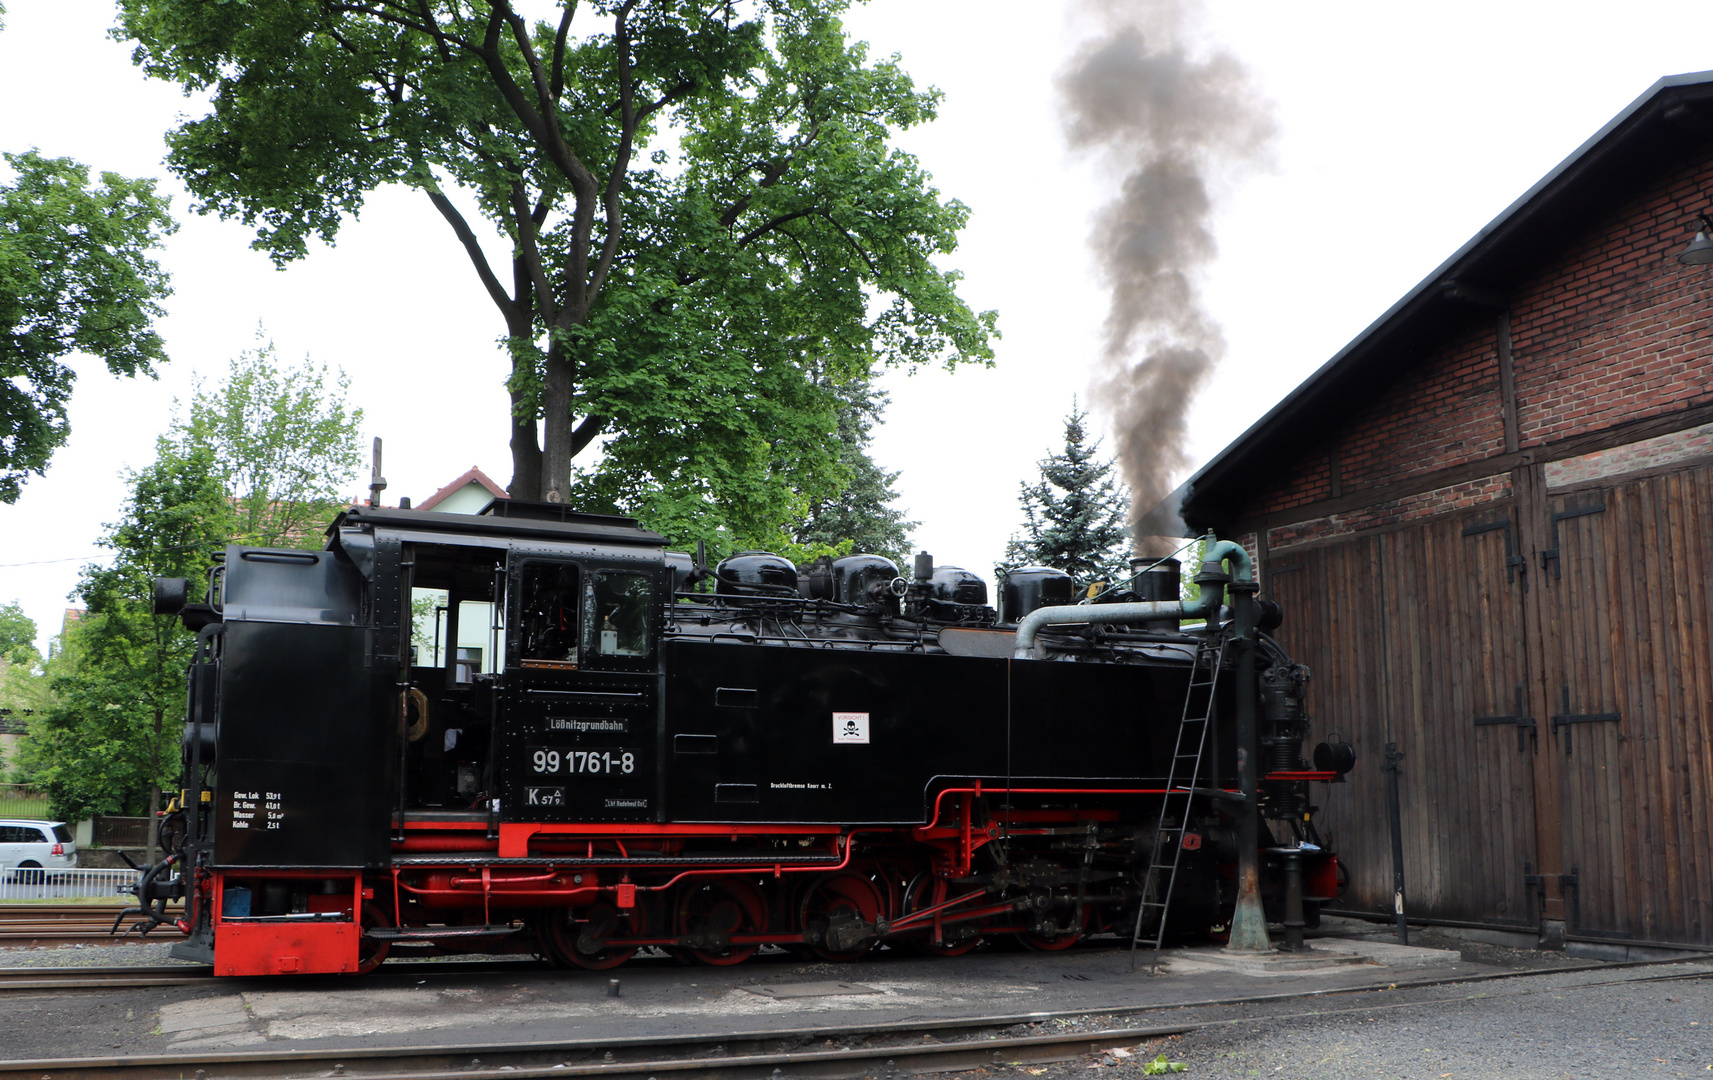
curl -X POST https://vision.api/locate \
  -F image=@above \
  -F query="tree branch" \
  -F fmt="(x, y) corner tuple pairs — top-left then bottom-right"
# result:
(477, 3), (596, 200)
(570, 413), (607, 458)
(550, 1), (578, 99)
(328, 2), (479, 53)
(424, 185), (515, 316)
(509, 180), (558, 325)
(715, 122), (819, 227)
(736, 206), (818, 248)
(818, 210), (879, 275)
(585, 0), (640, 304)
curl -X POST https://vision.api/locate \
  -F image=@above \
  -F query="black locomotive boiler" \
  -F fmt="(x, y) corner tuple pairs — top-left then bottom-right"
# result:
(135, 499), (1349, 976)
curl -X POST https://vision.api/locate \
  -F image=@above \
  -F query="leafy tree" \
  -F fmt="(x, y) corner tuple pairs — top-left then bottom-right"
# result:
(18, 443), (230, 836)
(1003, 403), (1132, 587)
(0, 600), (37, 667)
(0, 151), (176, 502)
(115, 0), (996, 537)
(793, 376), (915, 566)
(182, 337), (364, 548)
(16, 346), (363, 842)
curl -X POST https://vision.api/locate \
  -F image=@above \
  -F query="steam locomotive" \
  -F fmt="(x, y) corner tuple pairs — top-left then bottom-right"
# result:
(132, 498), (1348, 976)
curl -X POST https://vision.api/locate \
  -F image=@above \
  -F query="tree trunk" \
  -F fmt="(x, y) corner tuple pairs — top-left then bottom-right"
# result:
(508, 384), (542, 501)
(504, 305), (544, 500)
(147, 782), (161, 867)
(540, 332), (575, 501)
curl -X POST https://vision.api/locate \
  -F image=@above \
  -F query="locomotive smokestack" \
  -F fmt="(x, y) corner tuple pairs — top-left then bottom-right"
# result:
(1058, 0), (1274, 555)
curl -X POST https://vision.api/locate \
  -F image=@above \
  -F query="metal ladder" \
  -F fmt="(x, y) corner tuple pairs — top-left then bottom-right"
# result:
(1129, 633), (1227, 972)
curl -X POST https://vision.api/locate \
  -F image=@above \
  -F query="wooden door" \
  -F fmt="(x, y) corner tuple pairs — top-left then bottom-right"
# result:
(1266, 534), (1394, 917)
(1377, 509), (1539, 927)
(1266, 506), (1540, 929)
(1534, 468), (1713, 947)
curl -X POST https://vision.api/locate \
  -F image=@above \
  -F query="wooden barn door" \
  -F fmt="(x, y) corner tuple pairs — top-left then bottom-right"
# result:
(1265, 536), (1391, 913)
(1532, 468), (1713, 947)
(1376, 509), (1539, 927)
(1266, 506), (1540, 929)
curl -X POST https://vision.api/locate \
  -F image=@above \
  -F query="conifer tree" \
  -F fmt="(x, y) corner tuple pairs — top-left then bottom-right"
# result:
(794, 378), (916, 567)
(1003, 403), (1132, 586)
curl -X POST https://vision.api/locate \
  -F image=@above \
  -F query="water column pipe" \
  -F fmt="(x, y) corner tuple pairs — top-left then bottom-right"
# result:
(1010, 538), (1251, 658)
(1010, 537), (1272, 955)
(1225, 567), (1271, 955)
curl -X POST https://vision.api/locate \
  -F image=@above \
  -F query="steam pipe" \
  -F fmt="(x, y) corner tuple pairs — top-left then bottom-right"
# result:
(1012, 537), (1251, 659)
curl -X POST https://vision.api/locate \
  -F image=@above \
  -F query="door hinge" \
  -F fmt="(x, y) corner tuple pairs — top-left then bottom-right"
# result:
(1462, 516), (1527, 588)
(1549, 686), (1621, 755)
(1538, 498), (1607, 580)
(1474, 685), (1536, 752)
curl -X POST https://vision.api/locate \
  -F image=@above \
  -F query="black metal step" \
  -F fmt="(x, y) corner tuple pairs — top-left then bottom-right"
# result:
(365, 925), (520, 941)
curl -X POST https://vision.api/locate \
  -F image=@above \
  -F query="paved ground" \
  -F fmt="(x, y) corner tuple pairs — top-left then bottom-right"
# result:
(1015, 960), (1713, 1080)
(0, 923), (1701, 1078)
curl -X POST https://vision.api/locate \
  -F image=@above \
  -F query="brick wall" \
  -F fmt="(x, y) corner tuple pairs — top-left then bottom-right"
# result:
(1510, 163), (1713, 449)
(1267, 472), (1512, 550)
(1544, 420), (1713, 488)
(1340, 321), (1506, 490)
(1240, 149), (1713, 534)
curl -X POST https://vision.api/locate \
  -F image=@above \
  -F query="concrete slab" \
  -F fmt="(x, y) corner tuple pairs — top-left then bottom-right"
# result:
(740, 981), (883, 999)
(1158, 936), (1461, 977)
(156, 996), (251, 1033)
(1309, 935), (1463, 968)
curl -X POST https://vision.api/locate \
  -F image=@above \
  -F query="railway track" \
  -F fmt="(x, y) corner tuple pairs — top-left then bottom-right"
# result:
(0, 957), (1706, 1080)
(0, 905), (182, 949)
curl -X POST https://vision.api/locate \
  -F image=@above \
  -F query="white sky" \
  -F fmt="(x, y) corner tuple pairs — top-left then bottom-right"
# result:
(3, 1), (1713, 654)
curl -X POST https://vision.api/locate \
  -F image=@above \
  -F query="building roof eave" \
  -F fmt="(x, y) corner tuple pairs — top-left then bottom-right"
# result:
(1181, 69), (1713, 532)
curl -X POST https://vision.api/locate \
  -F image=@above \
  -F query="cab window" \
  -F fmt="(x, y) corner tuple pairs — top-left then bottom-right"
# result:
(518, 562), (581, 664)
(590, 571), (652, 657)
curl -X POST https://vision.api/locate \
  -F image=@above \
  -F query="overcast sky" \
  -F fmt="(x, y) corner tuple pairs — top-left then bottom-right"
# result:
(3, 1), (1713, 653)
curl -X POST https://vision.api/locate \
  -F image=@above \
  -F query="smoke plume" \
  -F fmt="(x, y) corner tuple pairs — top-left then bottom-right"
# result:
(1059, 1), (1274, 554)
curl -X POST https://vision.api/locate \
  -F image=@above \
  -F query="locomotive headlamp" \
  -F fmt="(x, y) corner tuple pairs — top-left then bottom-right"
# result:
(1678, 215), (1713, 265)
(152, 576), (189, 616)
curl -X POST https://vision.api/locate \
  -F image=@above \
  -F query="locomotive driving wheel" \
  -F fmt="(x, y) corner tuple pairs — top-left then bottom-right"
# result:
(676, 877), (767, 966)
(800, 872), (885, 961)
(1018, 900), (1089, 952)
(902, 872), (982, 956)
(356, 901), (392, 975)
(542, 901), (645, 970)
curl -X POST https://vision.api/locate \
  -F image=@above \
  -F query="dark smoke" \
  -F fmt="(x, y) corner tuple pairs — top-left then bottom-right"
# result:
(1059, 2), (1274, 554)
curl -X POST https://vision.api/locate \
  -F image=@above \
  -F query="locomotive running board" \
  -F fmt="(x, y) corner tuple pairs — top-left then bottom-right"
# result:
(364, 925), (520, 940)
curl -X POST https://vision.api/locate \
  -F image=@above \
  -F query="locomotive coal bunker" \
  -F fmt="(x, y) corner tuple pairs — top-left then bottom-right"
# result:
(135, 498), (1350, 975)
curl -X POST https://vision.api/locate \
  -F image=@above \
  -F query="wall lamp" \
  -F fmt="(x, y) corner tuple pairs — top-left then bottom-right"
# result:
(1679, 215), (1713, 265)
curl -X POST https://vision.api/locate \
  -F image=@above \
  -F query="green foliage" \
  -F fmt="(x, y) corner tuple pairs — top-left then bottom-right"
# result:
(19, 443), (230, 822)
(0, 600), (37, 667)
(1003, 402), (1133, 588)
(1141, 1053), (1187, 1075)
(793, 376), (915, 566)
(15, 346), (363, 822)
(182, 336), (364, 548)
(0, 150), (176, 502)
(114, 0), (996, 537)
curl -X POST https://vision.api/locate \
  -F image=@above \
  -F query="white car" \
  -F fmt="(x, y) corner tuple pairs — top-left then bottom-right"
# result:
(0, 819), (77, 882)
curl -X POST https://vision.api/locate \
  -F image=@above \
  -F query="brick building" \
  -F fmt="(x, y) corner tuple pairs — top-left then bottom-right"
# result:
(1181, 72), (1713, 954)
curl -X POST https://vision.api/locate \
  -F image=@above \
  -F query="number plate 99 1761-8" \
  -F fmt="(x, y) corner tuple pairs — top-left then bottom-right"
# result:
(528, 747), (639, 777)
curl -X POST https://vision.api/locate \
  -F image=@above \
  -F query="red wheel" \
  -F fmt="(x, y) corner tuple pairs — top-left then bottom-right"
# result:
(800, 872), (884, 961)
(542, 901), (644, 970)
(356, 901), (392, 975)
(1018, 903), (1089, 952)
(902, 873), (981, 956)
(676, 877), (767, 966)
